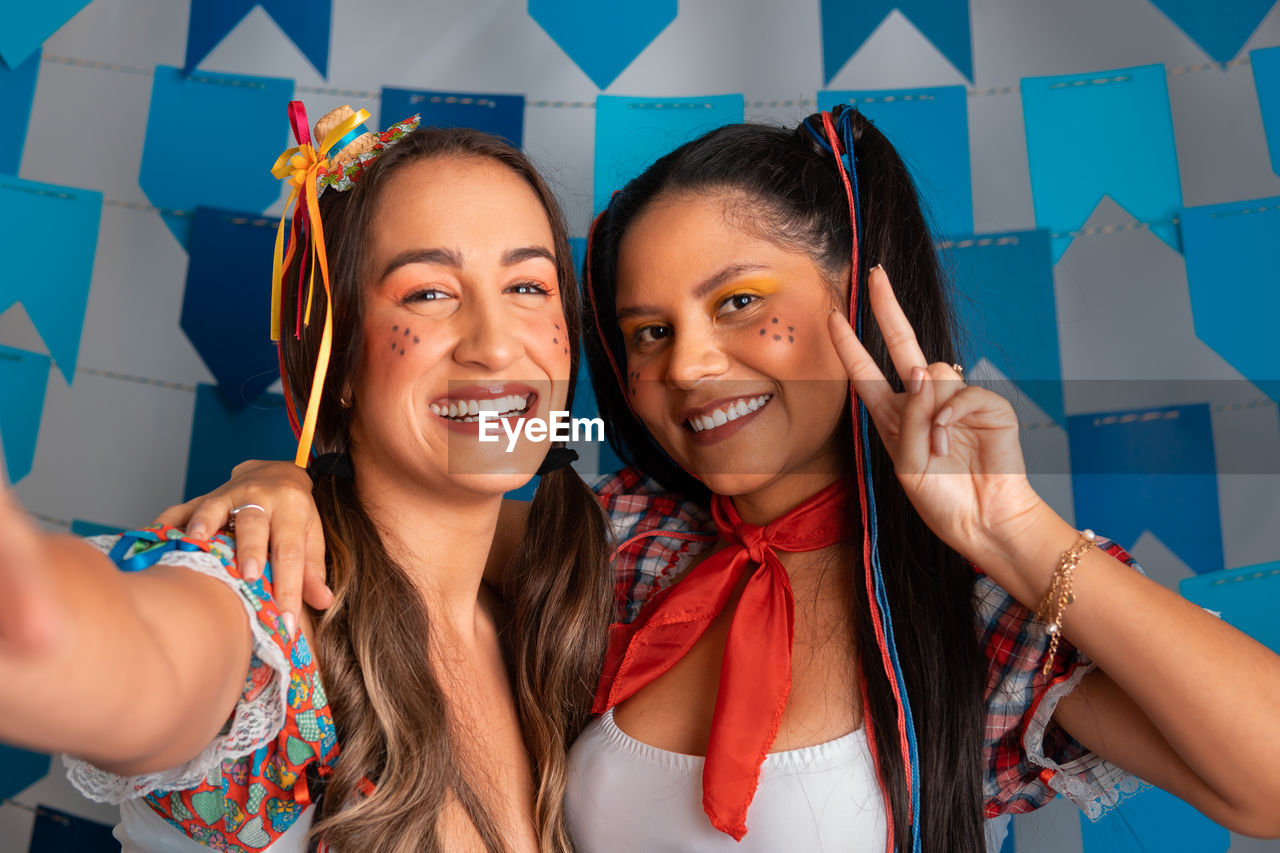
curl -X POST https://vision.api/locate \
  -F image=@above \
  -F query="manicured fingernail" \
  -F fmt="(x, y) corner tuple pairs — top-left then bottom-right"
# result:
(935, 406), (954, 427)
(188, 523), (207, 540)
(870, 263), (884, 273)
(282, 611), (297, 640)
(909, 367), (925, 394)
(934, 425), (950, 456)
(242, 557), (260, 580)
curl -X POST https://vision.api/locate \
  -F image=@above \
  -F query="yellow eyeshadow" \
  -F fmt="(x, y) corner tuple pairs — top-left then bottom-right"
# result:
(708, 277), (781, 309)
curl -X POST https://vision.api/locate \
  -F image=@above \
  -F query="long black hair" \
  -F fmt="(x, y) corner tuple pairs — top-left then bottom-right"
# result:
(582, 106), (987, 852)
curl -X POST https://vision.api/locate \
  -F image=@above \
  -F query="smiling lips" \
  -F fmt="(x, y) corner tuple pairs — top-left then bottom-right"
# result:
(682, 393), (773, 444)
(430, 391), (534, 423)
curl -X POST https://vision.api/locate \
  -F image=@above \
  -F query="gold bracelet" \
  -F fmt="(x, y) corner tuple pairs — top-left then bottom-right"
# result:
(1036, 529), (1097, 675)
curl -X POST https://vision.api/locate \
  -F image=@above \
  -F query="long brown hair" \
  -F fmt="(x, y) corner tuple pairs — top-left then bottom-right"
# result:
(278, 126), (612, 852)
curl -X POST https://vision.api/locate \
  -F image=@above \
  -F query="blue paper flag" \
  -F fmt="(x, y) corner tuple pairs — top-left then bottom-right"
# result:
(0, 744), (50, 799)
(382, 88), (525, 148)
(70, 519), (126, 538)
(185, 0), (331, 78)
(0, 0), (88, 69)
(1021, 64), (1182, 263)
(1069, 403), (1224, 574)
(0, 346), (50, 484)
(0, 49), (40, 175)
(28, 803), (118, 853)
(1252, 45), (1280, 177)
(1181, 561), (1280, 653)
(947, 230), (1063, 426)
(1078, 784), (1228, 853)
(139, 67), (292, 247)
(529, 0), (677, 89)
(820, 0), (973, 82)
(593, 94), (744, 214)
(1182, 197), (1280, 405)
(0, 177), (101, 383)
(818, 85), (972, 237)
(185, 384), (297, 501)
(1149, 0), (1276, 64)
(183, 207), (282, 409)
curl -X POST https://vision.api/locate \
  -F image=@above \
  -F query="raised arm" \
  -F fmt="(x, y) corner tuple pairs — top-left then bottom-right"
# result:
(0, 488), (251, 775)
(827, 266), (1280, 838)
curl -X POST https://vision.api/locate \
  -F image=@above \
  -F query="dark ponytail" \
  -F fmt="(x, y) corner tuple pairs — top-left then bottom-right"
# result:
(583, 110), (987, 851)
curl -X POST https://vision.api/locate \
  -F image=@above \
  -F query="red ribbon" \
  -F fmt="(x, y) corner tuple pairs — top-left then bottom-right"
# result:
(593, 480), (851, 840)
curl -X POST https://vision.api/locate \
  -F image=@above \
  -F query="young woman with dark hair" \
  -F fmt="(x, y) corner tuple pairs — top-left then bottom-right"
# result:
(153, 106), (1280, 851)
(0, 111), (612, 853)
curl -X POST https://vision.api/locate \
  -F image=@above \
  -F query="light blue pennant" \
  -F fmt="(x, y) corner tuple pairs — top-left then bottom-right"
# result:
(0, 0), (89, 69)
(947, 229), (1063, 426)
(139, 66), (293, 248)
(1078, 784), (1228, 853)
(0, 48), (40, 175)
(1181, 196), (1280, 405)
(1251, 45), (1280, 177)
(0, 176), (101, 383)
(184, 0), (331, 78)
(1148, 0), (1276, 64)
(0, 346), (50, 484)
(1022, 64), (1182, 263)
(820, 0), (973, 82)
(185, 384), (299, 502)
(1181, 560), (1280, 654)
(1069, 403), (1224, 574)
(818, 85), (971, 238)
(382, 87), (525, 148)
(593, 94), (744, 215)
(529, 0), (677, 90)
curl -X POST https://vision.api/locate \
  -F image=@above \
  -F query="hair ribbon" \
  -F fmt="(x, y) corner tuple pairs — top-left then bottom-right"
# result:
(268, 101), (370, 467)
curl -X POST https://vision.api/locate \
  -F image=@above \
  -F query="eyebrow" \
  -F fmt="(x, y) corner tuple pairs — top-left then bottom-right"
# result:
(615, 263), (767, 322)
(380, 245), (556, 279)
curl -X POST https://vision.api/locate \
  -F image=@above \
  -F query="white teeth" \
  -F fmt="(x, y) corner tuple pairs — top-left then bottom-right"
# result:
(688, 395), (773, 433)
(434, 393), (532, 420)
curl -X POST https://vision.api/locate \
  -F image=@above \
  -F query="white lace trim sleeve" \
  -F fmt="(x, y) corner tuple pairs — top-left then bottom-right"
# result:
(63, 536), (291, 805)
(1021, 662), (1146, 819)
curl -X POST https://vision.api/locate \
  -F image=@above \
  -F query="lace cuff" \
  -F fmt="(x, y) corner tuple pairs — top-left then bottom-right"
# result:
(64, 537), (291, 804)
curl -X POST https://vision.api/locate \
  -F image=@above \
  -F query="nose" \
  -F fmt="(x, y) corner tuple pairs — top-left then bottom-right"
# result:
(451, 290), (520, 371)
(665, 327), (728, 390)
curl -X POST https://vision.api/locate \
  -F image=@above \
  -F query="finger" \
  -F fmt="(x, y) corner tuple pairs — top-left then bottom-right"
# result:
(897, 366), (936, 476)
(154, 497), (201, 530)
(185, 494), (238, 542)
(866, 265), (928, 385)
(827, 311), (895, 419)
(933, 385), (1018, 432)
(270, 535), (306, 636)
(301, 525), (332, 610)
(231, 508), (271, 582)
(925, 362), (967, 412)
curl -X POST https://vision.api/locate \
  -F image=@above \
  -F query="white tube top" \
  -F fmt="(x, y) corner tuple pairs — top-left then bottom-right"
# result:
(565, 708), (888, 852)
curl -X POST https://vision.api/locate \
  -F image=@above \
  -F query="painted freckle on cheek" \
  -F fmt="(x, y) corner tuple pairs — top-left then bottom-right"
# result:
(773, 334), (782, 341)
(413, 335), (420, 344)
(759, 328), (766, 336)
(772, 317), (779, 324)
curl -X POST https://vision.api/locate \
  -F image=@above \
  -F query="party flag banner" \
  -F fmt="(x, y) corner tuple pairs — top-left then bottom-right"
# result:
(1252, 45), (1280, 177)
(944, 229), (1064, 426)
(1069, 403), (1224, 575)
(184, 0), (331, 78)
(183, 207), (283, 409)
(0, 176), (102, 382)
(1181, 560), (1280, 653)
(0, 744), (50, 800)
(529, 0), (676, 90)
(1148, 0), (1277, 64)
(0, 346), (50, 484)
(818, 85), (972, 238)
(1022, 64), (1182, 263)
(27, 804), (118, 853)
(594, 93), (744, 214)
(1078, 784), (1228, 853)
(70, 520), (126, 538)
(139, 67), (293, 247)
(185, 384), (298, 502)
(820, 0), (973, 83)
(381, 88), (525, 148)
(0, 49), (40, 175)
(0, 0), (89, 69)
(1181, 196), (1280, 405)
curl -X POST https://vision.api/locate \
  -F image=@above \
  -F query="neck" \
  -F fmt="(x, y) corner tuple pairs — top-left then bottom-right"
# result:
(351, 450), (502, 635)
(729, 470), (846, 527)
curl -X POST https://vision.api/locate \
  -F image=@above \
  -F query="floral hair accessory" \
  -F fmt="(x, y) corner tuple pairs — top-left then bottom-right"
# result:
(268, 102), (421, 467)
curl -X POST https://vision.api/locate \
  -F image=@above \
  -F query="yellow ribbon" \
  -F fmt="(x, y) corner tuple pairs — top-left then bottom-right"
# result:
(269, 107), (371, 467)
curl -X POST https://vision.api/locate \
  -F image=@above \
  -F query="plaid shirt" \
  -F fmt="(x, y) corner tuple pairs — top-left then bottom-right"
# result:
(592, 467), (1139, 820)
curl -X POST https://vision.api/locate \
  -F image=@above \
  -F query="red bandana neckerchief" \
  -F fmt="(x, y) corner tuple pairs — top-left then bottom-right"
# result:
(592, 479), (852, 840)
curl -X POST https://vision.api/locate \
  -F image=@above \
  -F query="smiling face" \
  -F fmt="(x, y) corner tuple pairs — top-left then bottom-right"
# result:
(615, 190), (852, 498)
(348, 154), (570, 499)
